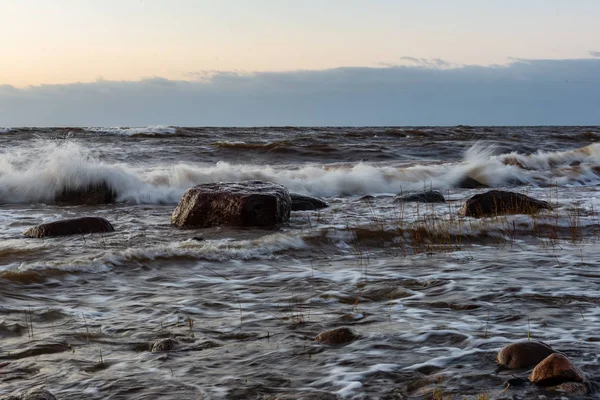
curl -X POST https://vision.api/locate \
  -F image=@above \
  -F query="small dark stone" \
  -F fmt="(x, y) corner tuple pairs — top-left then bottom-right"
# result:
(171, 181), (291, 228)
(55, 181), (115, 205)
(24, 217), (115, 238)
(290, 193), (328, 211)
(192, 236), (204, 241)
(151, 338), (180, 353)
(15, 388), (57, 400)
(393, 190), (445, 203)
(460, 190), (552, 218)
(457, 176), (488, 189)
(315, 327), (358, 345)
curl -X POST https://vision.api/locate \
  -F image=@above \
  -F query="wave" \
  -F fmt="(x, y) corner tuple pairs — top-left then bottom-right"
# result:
(84, 125), (177, 136)
(0, 128), (12, 134)
(1, 141), (600, 204)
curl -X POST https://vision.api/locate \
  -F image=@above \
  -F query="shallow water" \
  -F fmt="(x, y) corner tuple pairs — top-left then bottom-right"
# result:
(1, 126), (600, 399)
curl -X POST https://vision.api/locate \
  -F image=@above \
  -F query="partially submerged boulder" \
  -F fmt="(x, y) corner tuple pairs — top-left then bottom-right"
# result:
(394, 190), (445, 203)
(460, 190), (552, 218)
(4, 388), (57, 400)
(496, 341), (555, 369)
(151, 338), (180, 353)
(315, 327), (358, 345)
(171, 181), (291, 228)
(457, 176), (488, 189)
(529, 353), (585, 386)
(55, 182), (115, 205)
(24, 217), (115, 238)
(290, 193), (328, 211)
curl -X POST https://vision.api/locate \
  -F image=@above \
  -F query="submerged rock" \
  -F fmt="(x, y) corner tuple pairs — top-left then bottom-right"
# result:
(556, 381), (588, 395)
(529, 353), (585, 386)
(290, 193), (328, 211)
(460, 190), (552, 218)
(171, 180), (291, 228)
(151, 338), (180, 353)
(5, 388), (58, 400)
(315, 327), (358, 345)
(24, 217), (115, 238)
(496, 341), (555, 369)
(55, 182), (115, 205)
(393, 190), (445, 203)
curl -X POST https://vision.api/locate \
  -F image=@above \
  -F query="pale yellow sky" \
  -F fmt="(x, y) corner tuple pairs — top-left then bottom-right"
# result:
(1, 0), (599, 87)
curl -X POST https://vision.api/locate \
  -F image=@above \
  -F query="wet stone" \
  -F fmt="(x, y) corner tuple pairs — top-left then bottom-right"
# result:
(460, 190), (552, 218)
(171, 180), (291, 228)
(393, 190), (445, 203)
(314, 327), (358, 345)
(55, 181), (115, 205)
(151, 338), (180, 353)
(529, 353), (585, 386)
(496, 341), (555, 369)
(556, 381), (588, 395)
(24, 217), (115, 238)
(290, 193), (328, 211)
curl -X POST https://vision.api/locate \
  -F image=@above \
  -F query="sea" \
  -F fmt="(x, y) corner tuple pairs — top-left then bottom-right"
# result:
(1, 126), (599, 399)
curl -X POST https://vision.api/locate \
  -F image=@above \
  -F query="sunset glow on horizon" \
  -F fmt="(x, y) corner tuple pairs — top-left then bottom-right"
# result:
(2, 0), (600, 87)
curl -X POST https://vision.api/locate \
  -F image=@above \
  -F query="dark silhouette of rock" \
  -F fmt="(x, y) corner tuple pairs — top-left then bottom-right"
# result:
(460, 190), (552, 218)
(529, 353), (585, 386)
(290, 193), (328, 211)
(171, 181), (291, 228)
(315, 327), (358, 345)
(496, 341), (555, 369)
(55, 182), (115, 205)
(24, 217), (115, 238)
(151, 338), (180, 353)
(394, 190), (445, 203)
(457, 176), (488, 189)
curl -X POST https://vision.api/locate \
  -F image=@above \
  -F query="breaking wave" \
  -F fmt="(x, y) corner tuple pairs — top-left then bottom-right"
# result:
(1, 140), (599, 204)
(84, 125), (177, 136)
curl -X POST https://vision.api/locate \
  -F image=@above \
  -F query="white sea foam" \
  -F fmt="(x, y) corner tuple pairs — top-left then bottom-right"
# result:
(84, 125), (177, 135)
(0, 127), (11, 133)
(1, 140), (599, 204)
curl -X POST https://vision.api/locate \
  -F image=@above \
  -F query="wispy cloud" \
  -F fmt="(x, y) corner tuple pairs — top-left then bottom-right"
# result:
(590, 51), (600, 57)
(1, 58), (599, 126)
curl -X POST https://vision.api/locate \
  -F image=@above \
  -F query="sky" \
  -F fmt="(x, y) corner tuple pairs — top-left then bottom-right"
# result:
(1, 0), (599, 126)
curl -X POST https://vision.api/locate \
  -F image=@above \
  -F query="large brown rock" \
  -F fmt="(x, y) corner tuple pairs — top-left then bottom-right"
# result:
(460, 190), (552, 218)
(24, 217), (115, 238)
(290, 193), (328, 211)
(529, 353), (585, 386)
(171, 181), (292, 228)
(496, 341), (555, 369)
(55, 182), (115, 205)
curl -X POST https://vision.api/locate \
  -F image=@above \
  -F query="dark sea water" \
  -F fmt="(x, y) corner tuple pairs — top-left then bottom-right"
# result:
(1, 126), (600, 399)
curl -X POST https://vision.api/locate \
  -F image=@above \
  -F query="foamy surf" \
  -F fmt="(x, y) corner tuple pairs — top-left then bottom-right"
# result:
(84, 125), (177, 135)
(1, 140), (600, 204)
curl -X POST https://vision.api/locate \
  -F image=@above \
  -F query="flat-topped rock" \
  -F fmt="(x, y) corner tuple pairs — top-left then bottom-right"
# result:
(24, 217), (115, 238)
(171, 180), (291, 228)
